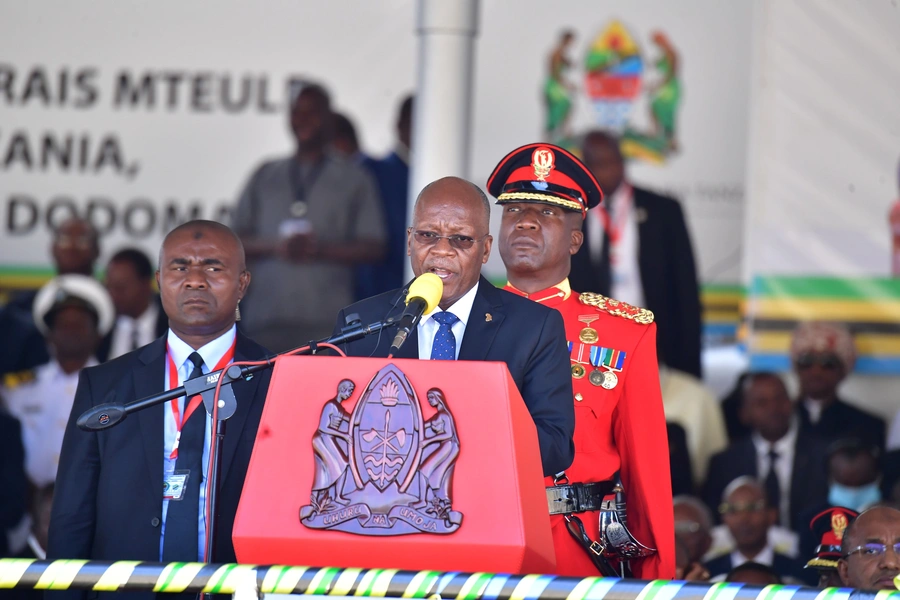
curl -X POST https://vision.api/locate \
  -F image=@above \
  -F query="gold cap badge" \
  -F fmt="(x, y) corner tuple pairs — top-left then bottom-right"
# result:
(532, 147), (554, 181)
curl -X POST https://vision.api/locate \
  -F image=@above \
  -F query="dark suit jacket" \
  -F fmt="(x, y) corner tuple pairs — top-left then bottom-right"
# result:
(796, 397), (886, 451)
(702, 433), (829, 530)
(569, 185), (702, 377)
(95, 296), (169, 364)
(704, 550), (815, 585)
(0, 410), (27, 557)
(667, 422), (694, 497)
(332, 277), (575, 476)
(47, 331), (271, 600)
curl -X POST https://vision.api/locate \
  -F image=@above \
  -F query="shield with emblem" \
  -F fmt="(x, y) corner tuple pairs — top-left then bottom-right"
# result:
(350, 365), (422, 493)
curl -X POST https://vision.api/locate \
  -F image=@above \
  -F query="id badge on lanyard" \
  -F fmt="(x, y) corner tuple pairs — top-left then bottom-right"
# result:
(162, 339), (236, 499)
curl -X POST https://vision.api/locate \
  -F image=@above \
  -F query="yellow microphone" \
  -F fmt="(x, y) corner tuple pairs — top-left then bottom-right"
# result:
(390, 273), (443, 354)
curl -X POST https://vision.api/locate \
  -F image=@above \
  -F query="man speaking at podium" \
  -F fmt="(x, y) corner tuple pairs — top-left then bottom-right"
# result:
(488, 144), (674, 579)
(48, 221), (272, 597)
(333, 176), (575, 477)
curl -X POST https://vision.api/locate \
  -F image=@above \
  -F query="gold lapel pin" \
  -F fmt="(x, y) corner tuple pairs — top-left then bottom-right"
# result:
(485, 313), (493, 322)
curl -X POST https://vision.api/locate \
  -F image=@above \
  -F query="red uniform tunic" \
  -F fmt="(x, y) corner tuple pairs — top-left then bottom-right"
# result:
(505, 281), (675, 580)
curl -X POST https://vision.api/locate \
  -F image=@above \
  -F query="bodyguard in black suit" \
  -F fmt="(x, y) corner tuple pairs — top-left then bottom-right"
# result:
(333, 177), (574, 477)
(48, 221), (271, 600)
(702, 373), (828, 530)
(569, 131), (702, 378)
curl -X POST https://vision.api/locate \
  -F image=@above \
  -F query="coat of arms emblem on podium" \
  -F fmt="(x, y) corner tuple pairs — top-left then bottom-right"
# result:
(299, 364), (463, 535)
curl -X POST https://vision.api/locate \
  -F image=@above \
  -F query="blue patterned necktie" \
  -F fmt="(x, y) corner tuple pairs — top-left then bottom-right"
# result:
(430, 311), (460, 360)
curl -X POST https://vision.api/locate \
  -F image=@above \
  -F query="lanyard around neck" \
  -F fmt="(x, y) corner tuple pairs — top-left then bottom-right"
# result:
(165, 338), (236, 459)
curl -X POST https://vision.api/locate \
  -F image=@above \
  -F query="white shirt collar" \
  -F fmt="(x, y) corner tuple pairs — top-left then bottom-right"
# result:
(127, 301), (159, 330)
(732, 542), (775, 567)
(166, 325), (236, 372)
(751, 418), (799, 456)
(422, 280), (479, 327)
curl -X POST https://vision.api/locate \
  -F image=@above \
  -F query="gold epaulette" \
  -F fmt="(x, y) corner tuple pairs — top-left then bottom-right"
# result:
(3, 369), (36, 389)
(578, 292), (655, 325)
(805, 558), (839, 569)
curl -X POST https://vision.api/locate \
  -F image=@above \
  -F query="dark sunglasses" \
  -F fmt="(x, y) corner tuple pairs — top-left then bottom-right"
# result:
(409, 228), (488, 251)
(795, 353), (842, 371)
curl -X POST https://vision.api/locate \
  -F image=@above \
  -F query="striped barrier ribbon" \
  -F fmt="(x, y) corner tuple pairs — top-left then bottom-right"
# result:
(0, 560), (898, 598)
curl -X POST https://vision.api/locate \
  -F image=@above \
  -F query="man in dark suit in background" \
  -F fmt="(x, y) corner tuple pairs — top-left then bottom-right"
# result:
(704, 477), (814, 585)
(569, 131), (702, 377)
(97, 248), (168, 363)
(703, 372), (828, 531)
(48, 220), (272, 600)
(790, 321), (886, 450)
(333, 176), (574, 477)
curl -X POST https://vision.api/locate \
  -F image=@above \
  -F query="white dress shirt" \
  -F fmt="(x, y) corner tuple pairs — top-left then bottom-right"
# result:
(802, 398), (825, 424)
(109, 302), (160, 359)
(416, 281), (479, 360)
(588, 183), (645, 307)
(160, 325), (235, 561)
(2, 358), (98, 487)
(751, 420), (798, 527)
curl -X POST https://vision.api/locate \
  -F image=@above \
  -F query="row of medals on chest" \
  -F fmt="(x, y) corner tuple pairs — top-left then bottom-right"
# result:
(571, 315), (619, 391)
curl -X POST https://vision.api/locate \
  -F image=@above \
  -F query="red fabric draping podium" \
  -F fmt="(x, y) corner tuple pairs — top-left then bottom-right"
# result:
(233, 356), (555, 574)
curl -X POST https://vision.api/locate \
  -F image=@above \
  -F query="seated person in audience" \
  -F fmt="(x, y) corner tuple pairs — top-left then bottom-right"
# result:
(837, 505), (900, 590)
(97, 248), (168, 362)
(0, 275), (112, 487)
(724, 561), (782, 585)
(0, 408), (27, 557)
(674, 495), (714, 568)
(660, 348), (727, 486)
(790, 321), (885, 450)
(798, 438), (884, 558)
(704, 477), (814, 585)
(703, 372), (828, 531)
(675, 536), (710, 581)
(803, 506), (858, 588)
(720, 372), (752, 442)
(668, 422), (694, 497)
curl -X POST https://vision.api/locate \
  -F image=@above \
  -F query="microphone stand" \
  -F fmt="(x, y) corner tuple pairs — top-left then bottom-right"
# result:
(76, 317), (388, 573)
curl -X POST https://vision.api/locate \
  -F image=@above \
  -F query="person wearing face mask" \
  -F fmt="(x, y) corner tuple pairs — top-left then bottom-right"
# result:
(798, 439), (884, 560)
(790, 321), (886, 451)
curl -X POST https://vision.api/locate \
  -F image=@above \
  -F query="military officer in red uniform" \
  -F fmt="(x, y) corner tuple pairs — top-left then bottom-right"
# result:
(487, 143), (675, 579)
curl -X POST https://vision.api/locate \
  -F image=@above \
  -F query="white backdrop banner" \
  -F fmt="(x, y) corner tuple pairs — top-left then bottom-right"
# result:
(0, 0), (751, 288)
(742, 0), (900, 377)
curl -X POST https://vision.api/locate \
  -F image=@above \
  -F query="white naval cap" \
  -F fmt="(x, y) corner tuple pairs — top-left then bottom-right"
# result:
(32, 274), (115, 337)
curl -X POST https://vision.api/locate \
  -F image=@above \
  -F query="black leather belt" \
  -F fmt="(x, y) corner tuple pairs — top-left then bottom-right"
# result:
(546, 480), (615, 515)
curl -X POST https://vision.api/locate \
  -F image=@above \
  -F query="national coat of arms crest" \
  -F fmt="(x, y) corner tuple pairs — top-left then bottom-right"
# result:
(299, 364), (463, 535)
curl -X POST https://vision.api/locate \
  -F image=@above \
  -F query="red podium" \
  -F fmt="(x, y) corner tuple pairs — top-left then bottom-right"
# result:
(233, 356), (555, 574)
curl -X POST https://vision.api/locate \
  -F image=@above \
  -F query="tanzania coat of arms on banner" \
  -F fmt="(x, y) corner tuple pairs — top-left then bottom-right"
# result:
(544, 20), (682, 164)
(299, 364), (463, 536)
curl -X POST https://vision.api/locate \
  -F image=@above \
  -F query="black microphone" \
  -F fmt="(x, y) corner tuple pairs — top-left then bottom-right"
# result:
(77, 402), (128, 431)
(389, 273), (443, 354)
